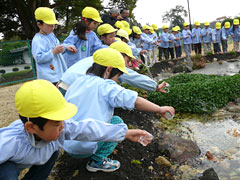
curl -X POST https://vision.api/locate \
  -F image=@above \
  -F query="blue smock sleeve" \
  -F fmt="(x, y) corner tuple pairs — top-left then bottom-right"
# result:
(119, 68), (157, 92)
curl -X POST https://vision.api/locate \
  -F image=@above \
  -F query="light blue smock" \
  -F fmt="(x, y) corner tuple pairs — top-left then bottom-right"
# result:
(128, 41), (141, 57)
(61, 56), (158, 92)
(230, 25), (240, 42)
(63, 30), (104, 67)
(212, 29), (221, 43)
(221, 27), (231, 40)
(141, 32), (156, 50)
(174, 32), (182, 46)
(182, 29), (192, 44)
(201, 27), (212, 43)
(63, 75), (137, 154)
(160, 32), (169, 48)
(0, 119), (127, 170)
(31, 33), (67, 83)
(168, 33), (175, 48)
(191, 28), (201, 44)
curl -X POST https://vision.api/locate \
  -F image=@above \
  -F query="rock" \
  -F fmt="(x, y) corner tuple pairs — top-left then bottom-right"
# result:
(226, 105), (240, 113)
(213, 58), (218, 62)
(158, 134), (201, 163)
(155, 156), (171, 167)
(218, 60), (223, 65)
(173, 57), (193, 73)
(199, 168), (219, 180)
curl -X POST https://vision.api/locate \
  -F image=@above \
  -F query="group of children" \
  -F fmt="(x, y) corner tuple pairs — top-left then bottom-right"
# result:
(159, 19), (240, 60)
(0, 6), (175, 179)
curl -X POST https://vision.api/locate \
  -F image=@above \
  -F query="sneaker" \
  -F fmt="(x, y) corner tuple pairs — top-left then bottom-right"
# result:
(86, 158), (120, 172)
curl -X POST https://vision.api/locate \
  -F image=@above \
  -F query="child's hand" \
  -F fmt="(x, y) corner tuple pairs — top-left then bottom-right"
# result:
(187, 32), (191, 35)
(157, 106), (175, 120)
(140, 50), (147, 55)
(156, 81), (167, 93)
(169, 40), (172, 43)
(66, 46), (77, 53)
(53, 45), (65, 55)
(206, 32), (208, 35)
(125, 129), (152, 145)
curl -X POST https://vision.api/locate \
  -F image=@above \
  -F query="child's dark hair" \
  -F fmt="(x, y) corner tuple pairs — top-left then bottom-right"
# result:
(73, 18), (94, 40)
(130, 32), (137, 40)
(37, 20), (44, 24)
(86, 63), (123, 78)
(116, 35), (126, 41)
(19, 115), (48, 131)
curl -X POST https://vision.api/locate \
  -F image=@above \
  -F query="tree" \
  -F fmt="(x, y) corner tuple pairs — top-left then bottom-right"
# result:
(162, 5), (188, 30)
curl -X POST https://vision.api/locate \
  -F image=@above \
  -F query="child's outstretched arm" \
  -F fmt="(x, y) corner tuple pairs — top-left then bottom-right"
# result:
(125, 129), (150, 144)
(134, 97), (175, 119)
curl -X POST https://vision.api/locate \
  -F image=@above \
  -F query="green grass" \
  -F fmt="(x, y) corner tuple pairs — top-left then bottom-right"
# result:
(2, 69), (32, 79)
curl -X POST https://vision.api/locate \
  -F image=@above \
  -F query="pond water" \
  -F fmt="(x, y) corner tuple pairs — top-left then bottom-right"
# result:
(153, 59), (240, 179)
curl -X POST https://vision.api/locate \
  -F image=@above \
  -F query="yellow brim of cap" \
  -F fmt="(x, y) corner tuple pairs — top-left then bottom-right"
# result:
(44, 20), (59, 25)
(41, 102), (77, 121)
(93, 17), (103, 23)
(119, 67), (129, 75)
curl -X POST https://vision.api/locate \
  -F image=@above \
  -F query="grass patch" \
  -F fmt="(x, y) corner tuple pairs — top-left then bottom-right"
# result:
(2, 69), (32, 79)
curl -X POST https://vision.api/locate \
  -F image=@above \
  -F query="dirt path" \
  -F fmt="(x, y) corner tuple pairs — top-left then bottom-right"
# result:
(0, 83), (22, 128)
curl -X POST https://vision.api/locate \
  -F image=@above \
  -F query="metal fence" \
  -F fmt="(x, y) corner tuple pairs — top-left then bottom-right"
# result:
(0, 40), (36, 86)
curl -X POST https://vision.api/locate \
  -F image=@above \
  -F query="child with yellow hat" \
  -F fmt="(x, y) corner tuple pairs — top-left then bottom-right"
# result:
(231, 19), (240, 52)
(201, 21), (212, 54)
(63, 7), (104, 67)
(221, 22), (231, 53)
(0, 79), (149, 179)
(192, 21), (202, 55)
(97, 23), (117, 46)
(212, 22), (222, 54)
(63, 48), (175, 172)
(182, 22), (192, 57)
(160, 25), (172, 60)
(32, 7), (74, 84)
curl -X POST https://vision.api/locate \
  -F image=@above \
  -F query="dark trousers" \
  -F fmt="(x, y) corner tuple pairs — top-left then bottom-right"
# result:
(162, 48), (169, 60)
(168, 48), (174, 59)
(0, 151), (59, 180)
(175, 46), (182, 58)
(158, 47), (163, 60)
(193, 43), (202, 54)
(221, 40), (228, 53)
(140, 54), (145, 63)
(213, 43), (221, 53)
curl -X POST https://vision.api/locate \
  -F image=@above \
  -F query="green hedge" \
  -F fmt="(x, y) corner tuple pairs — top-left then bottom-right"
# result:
(148, 73), (240, 113)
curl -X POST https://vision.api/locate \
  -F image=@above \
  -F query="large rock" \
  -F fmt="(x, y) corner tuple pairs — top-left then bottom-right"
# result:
(173, 57), (193, 73)
(158, 134), (201, 163)
(199, 168), (219, 180)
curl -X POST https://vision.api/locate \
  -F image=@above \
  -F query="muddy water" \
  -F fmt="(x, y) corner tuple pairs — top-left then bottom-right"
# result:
(153, 59), (240, 179)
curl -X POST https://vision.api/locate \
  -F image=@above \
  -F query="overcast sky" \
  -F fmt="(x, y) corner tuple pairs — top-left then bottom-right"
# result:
(104, 0), (240, 28)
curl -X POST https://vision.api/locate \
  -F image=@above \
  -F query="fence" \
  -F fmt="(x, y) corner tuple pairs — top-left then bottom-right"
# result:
(0, 40), (36, 86)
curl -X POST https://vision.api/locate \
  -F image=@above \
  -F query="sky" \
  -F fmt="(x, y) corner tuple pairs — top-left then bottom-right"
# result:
(104, 0), (240, 28)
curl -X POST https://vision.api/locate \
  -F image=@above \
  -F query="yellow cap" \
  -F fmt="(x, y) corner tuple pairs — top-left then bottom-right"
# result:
(195, 21), (200, 26)
(183, 22), (189, 27)
(121, 20), (130, 28)
(93, 48), (129, 75)
(142, 25), (151, 30)
(117, 29), (130, 41)
(97, 24), (117, 35)
(233, 19), (240, 25)
(172, 27), (177, 32)
(149, 27), (154, 34)
(216, 22), (221, 30)
(115, 21), (124, 29)
(152, 24), (158, 30)
(35, 7), (58, 24)
(162, 25), (169, 29)
(132, 26), (142, 34)
(110, 41), (135, 59)
(115, 37), (122, 42)
(204, 22), (210, 26)
(122, 27), (132, 35)
(175, 26), (180, 31)
(82, 7), (102, 23)
(224, 22), (230, 28)
(15, 80), (77, 120)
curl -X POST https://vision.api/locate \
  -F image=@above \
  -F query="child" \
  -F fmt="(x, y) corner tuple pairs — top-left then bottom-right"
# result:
(0, 79), (148, 179)
(221, 22), (231, 53)
(63, 7), (103, 67)
(201, 21), (212, 54)
(32, 7), (72, 85)
(152, 24), (159, 62)
(212, 22), (222, 54)
(182, 22), (192, 57)
(192, 21), (202, 55)
(168, 29), (175, 60)
(231, 19), (240, 52)
(160, 25), (172, 60)
(63, 48), (175, 172)
(97, 23), (117, 46)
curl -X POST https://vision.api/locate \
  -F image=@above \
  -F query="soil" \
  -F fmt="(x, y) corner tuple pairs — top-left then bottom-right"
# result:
(54, 109), (175, 180)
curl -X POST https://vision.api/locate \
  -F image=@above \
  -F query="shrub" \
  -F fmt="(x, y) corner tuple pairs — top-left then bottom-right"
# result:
(0, 69), (6, 74)
(24, 66), (30, 69)
(12, 67), (19, 72)
(148, 73), (240, 113)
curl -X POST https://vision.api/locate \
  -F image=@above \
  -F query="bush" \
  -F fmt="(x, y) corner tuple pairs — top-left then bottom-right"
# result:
(24, 66), (30, 69)
(148, 73), (240, 113)
(12, 67), (19, 72)
(0, 69), (6, 74)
